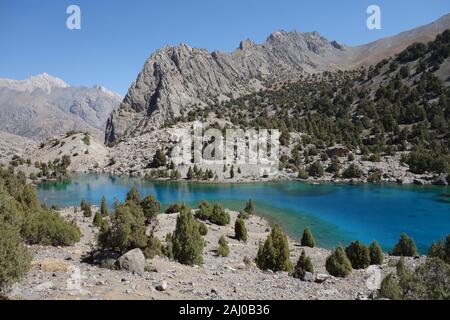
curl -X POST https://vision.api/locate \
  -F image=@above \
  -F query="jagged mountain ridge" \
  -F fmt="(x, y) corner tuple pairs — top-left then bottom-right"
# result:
(0, 73), (122, 141)
(105, 14), (450, 144)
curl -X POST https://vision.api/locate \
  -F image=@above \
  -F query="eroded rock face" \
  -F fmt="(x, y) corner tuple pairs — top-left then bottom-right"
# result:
(105, 15), (450, 144)
(105, 30), (349, 144)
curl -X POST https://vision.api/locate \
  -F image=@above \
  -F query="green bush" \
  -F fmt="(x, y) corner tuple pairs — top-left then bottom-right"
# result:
(297, 168), (308, 179)
(100, 196), (109, 217)
(140, 195), (160, 223)
(405, 258), (450, 299)
(369, 240), (384, 265)
(380, 257), (450, 300)
(0, 223), (32, 292)
(165, 203), (182, 214)
(80, 199), (92, 218)
(162, 233), (174, 260)
(237, 211), (250, 220)
(195, 200), (212, 220)
(93, 211), (103, 228)
(301, 227), (315, 248)
(97, 201), (147, 254)
(172, 206), (204, 265)
(217, 235), (230, 257)
(243, 199), (256, 215)
(125, 186), (141, 204)
(379, 273), (402, 300)
(391, 233), (417, 257)
(198, 222), (208, 236)
(292, 250), (314, 279)
(342, 163), (364, 179)
(235, 217), (248, 242)
(209, 204), (230, 226)
(143, 235), (162, 259)
(326, 156), (341, 174)
(307, 161), (324, 177)
(428, 234), (450, 263)
(22, 210), (81, 246)
(82, 134), (90, 146)
(256, 224), (292, 272)
(325, 246), (352, 277)
(405, 148), (449, 174)
(345, 241), (370, 269)
(151, 149), (167, 168)
(367, 169), (383, 183)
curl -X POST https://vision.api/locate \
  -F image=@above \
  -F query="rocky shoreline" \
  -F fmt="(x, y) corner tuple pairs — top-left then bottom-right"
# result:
(6, 206), (425, 300)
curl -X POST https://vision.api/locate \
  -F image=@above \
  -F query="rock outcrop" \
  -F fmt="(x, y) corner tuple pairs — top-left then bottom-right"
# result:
(105, 30), (349, 143)
(105, 14), (450, 144)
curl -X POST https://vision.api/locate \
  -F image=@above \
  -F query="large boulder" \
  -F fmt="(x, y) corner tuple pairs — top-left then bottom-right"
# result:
(433, 174), (448, 186)
(117, 248), (145, 273)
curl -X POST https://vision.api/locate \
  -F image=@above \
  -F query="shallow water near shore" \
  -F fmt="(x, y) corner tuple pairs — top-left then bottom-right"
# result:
(37, 174), (450, 253)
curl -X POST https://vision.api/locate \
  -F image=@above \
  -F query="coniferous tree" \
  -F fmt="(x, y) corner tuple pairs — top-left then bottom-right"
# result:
(93, 211), (103, 228)
(325, 246), (352, 277)
(301, 227), (315, 248)
(126, 186), (141, 204)
(256, 224), (292, 272)
(235, 217), (248, 242)
(369, 240), (384, 265)
(100, 196), (109, 217)
(172, 206), (204, 265)
(151, 149), (167, 168)
(140, 195), (161, 223)
(391, 233), (417, 257)
(0, 223), (31, 292)
(187, 167), (194, 180)
(345, 241), (371, 269)
(292, 250), (314, 279)
(379, 273), (402, 300)
(217, 235), (230, 257)
(244, 199), (256, 215)
(209, 203), (230, 226)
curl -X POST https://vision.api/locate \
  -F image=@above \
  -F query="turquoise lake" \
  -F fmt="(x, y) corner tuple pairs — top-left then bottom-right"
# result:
(37, 174), (450, 253)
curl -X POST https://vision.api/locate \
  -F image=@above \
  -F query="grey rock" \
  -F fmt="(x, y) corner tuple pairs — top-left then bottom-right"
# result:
(155, 280), (168, 291)
(433, 174), (448, 186)
(34, 281), (55, 292)
(117, 248), (146, 273)
(302, 272), (315, 282)
(314, 273), (330, 284)
(368, 290), (379, 300)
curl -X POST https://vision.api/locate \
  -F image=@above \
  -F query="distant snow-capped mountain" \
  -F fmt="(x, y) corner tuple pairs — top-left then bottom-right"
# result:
(0, 73), (122, 141)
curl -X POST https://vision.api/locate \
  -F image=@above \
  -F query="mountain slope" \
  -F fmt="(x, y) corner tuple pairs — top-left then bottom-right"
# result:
(0, 131), (36, 161)
(0, 73), (121, 141)
(105, 14), (450, 144)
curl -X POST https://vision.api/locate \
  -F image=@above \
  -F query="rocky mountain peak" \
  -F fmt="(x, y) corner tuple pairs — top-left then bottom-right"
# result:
(239, 38), (256, 50)
(0, 73), (69, 94)
(104, 16), (450, 144)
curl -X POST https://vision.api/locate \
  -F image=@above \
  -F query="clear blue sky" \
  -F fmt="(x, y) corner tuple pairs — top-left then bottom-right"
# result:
(0, 0), (449, 95)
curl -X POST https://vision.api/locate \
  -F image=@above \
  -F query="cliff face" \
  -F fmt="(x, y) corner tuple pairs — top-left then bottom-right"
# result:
(105, 14), (450, 144)
(105, 30), (351, 143)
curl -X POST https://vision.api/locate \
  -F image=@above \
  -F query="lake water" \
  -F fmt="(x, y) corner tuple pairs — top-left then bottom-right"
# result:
(37, 174), (450, 253)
